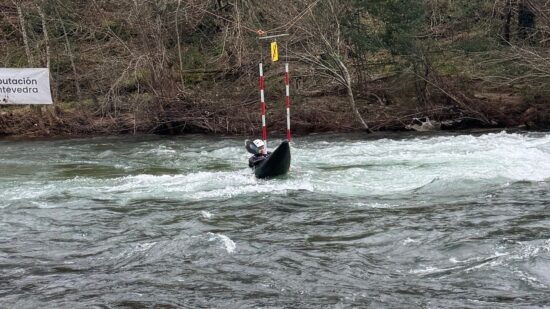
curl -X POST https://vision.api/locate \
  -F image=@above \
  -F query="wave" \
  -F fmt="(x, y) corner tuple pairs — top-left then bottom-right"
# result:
(99, 233), (238, 270)
(3, 132), (550, 206)
(410, 239), (550, 288)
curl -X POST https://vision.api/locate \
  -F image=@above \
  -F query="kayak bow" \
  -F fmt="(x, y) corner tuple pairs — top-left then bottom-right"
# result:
(253, 141), (291, 178)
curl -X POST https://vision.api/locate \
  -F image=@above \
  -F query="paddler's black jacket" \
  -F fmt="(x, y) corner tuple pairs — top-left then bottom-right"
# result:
(249, 152), (270, 168)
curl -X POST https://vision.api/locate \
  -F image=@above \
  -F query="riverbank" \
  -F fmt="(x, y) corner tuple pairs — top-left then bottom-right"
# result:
(1, 90), (548, 138)
(2, 0), (550, 140)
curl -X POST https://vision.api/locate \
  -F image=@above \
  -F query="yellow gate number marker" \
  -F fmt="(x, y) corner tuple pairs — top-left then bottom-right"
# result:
(271, 41), (279, 62)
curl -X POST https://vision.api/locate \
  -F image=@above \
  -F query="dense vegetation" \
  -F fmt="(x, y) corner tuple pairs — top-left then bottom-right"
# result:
(1, 0), (550, 137)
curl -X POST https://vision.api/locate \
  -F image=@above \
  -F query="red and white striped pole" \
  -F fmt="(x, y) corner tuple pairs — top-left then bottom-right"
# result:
(259, 62), (267, 154)
(284, 63), (291, 142)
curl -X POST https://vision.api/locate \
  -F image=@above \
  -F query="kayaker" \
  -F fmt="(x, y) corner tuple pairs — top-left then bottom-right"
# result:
(248, 139), (270, 167)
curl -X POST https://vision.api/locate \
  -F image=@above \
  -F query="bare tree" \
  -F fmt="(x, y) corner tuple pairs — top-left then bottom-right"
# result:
(293, 0), (371, 132)
(494, 0), (550, 88)
(36, 0), (50, 70)
(12, 0), (34, 66)
(175, 0), (185, 89)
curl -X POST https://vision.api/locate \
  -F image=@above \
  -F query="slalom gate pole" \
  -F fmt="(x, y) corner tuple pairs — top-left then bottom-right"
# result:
(284, 63), (291, 142)
(259, 62), (267, 154)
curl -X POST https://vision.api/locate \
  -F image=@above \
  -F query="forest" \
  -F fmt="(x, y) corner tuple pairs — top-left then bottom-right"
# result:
(1, 0), (550, 137)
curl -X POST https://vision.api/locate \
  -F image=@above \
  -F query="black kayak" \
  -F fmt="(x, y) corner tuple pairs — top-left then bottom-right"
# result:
(253, 141), (291, 179)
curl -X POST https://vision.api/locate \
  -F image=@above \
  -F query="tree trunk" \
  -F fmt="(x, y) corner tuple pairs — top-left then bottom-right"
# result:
(14, 0), (34, 66)
(56, 6), (81, 101)
(36, 0), (55, 132)
(501, 1), (513, 43)
(37, 1), (50, 70)
(518, 0), (535, 41)
(175, 0), (185, 89)
(339, 59), (371, 132)
(14, 0), (48, 134)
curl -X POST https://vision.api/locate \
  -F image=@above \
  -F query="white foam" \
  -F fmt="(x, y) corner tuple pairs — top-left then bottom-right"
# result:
(410, 266), (442, 275)
(403, 238), (419, 245)
(293, 132), (550, 196)
(208, 233), (236, 254)
(3, 132), (550, 206)
(142, 145), (177, 156)
(514, 270), (547, 288)
(352, 202), (397, 209)
(135, 242), (157, 251)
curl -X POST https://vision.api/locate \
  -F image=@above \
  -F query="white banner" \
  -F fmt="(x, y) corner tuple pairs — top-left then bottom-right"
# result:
(0, 68), (53, 105)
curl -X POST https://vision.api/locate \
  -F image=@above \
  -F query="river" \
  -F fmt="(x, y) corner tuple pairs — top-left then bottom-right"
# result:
(1, 131), (549, 308)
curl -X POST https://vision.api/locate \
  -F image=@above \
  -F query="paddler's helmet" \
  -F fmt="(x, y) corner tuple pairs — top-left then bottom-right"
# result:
(252, 139), (265, 154)
(253, 139), (265, 148)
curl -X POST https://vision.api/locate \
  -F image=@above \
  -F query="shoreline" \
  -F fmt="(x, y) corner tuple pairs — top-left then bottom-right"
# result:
(1, 90), (548, 139)
(0, 126), (544, 142)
